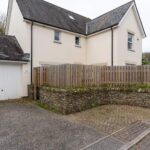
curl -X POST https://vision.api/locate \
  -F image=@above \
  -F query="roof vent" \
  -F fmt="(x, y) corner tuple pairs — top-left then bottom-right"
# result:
(68, 15), (75, 20)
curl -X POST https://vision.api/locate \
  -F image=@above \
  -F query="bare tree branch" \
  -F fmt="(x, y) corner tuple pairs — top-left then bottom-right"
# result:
(0, 12), (6, 35)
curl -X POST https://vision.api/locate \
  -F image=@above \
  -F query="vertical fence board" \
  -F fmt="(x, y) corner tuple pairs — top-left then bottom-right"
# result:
(33, 65), (150, 88)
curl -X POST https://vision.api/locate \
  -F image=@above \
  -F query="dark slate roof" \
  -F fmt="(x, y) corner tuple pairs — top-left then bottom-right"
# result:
(87, 1), (133, 34)
(0, 36), (30, 62)
(16, 0), (91, 34)
(16, 0), (133, 35)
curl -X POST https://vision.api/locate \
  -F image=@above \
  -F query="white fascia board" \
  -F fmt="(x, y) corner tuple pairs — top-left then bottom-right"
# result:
(118, 3), (134, 27)
(118, 3), (146, 38)
(133, 4), (146, 38)
(24, 19), (86, 38)
(24, 19), (119, 38)
(87, 25), (118, 38)
(0, 60), (29, 64)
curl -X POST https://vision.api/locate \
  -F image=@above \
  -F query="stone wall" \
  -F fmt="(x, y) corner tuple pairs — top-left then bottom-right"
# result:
(28, 86), (150, 114)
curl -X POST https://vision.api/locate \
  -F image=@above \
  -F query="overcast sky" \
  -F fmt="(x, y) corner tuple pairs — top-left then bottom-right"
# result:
(0, 0), (149, 52)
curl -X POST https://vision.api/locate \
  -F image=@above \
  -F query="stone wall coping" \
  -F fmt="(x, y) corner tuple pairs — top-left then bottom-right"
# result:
(41, 86), (150, 93)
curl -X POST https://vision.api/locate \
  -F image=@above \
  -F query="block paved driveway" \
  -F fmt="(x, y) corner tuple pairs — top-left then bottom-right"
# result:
(0, 101), (149, 150)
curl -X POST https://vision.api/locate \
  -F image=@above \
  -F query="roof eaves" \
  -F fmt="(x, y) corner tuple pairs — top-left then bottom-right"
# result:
(0, 59), (29, 64)
(24, 18), (87, 35)
(25, 17), (120, 36)
(86, 23), (119, 36)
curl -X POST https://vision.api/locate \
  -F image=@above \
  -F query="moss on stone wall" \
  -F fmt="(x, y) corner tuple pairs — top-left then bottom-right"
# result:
(28, 84), (150, 114)
(41, 84), (150, 93)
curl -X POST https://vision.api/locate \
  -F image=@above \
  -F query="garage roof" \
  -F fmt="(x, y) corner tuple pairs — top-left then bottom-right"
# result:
(0, 36), (30, 62)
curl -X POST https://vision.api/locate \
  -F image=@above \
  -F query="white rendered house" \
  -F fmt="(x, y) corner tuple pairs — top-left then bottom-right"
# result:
(5, 0), (146, 97)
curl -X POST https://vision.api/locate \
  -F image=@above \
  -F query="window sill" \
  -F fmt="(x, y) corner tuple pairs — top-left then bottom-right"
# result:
(128, 49), (135, 52)
(54, 41), (62, 44)
(75, 45), (81, 48)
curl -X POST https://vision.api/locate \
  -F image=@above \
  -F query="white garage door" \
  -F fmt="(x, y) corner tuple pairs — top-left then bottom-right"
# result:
(0, 64), (22, 101)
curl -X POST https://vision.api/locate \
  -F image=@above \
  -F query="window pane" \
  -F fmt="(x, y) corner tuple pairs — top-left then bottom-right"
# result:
(55, 31), (60, 41)
(75, 37), (80, 45)
(128, 42), (132, 50)
(128, 33), (134, 50)
(128, 33), (133, 42)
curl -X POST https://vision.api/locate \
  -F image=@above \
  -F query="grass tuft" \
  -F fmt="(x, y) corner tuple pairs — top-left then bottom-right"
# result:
(35, 101), (61, 114)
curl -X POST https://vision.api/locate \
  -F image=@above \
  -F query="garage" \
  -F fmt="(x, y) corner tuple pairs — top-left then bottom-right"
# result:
(0, 63), (22, 100)
(0, 36), (29, 101)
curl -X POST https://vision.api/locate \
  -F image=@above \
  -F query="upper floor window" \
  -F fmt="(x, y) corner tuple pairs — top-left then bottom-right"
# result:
(54, 31), (61, 42)
(75, 36), (80, 46)
(128, 33), (134, 51)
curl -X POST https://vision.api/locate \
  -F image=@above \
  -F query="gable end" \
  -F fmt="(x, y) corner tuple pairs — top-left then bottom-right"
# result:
(119, 2), (146, 38)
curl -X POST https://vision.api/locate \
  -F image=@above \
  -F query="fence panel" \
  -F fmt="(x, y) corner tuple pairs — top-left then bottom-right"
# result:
(33, 65), (150, 88)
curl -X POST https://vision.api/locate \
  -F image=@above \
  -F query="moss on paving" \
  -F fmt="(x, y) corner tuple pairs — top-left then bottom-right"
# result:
(35, 101), (61, 114)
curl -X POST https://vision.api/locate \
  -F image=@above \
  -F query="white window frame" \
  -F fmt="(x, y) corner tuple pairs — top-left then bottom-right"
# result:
(54, 30), (61, 43)
(75, 36), (81, 47)
(128, 32), (134, 51)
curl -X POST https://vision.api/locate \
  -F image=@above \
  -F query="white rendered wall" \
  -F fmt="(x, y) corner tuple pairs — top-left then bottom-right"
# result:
(86, 30), (112, 66)
(116, 7), (142, 66)
(32, 24), (87, 67)
(7, 0), (31, 96)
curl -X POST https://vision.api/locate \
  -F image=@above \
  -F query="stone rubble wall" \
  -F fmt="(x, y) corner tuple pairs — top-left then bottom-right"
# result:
(28, 85), (150, 114)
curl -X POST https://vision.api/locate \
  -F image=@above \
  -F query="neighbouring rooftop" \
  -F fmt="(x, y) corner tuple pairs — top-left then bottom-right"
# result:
(0, 36), (30, 62)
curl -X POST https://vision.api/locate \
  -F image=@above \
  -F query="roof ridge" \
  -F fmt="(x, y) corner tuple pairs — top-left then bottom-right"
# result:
(42, 0), (91, 20)
(89, 0), (133, 23)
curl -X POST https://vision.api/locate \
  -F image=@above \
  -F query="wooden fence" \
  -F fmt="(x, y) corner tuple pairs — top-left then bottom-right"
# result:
(33, 64), (150, 88)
